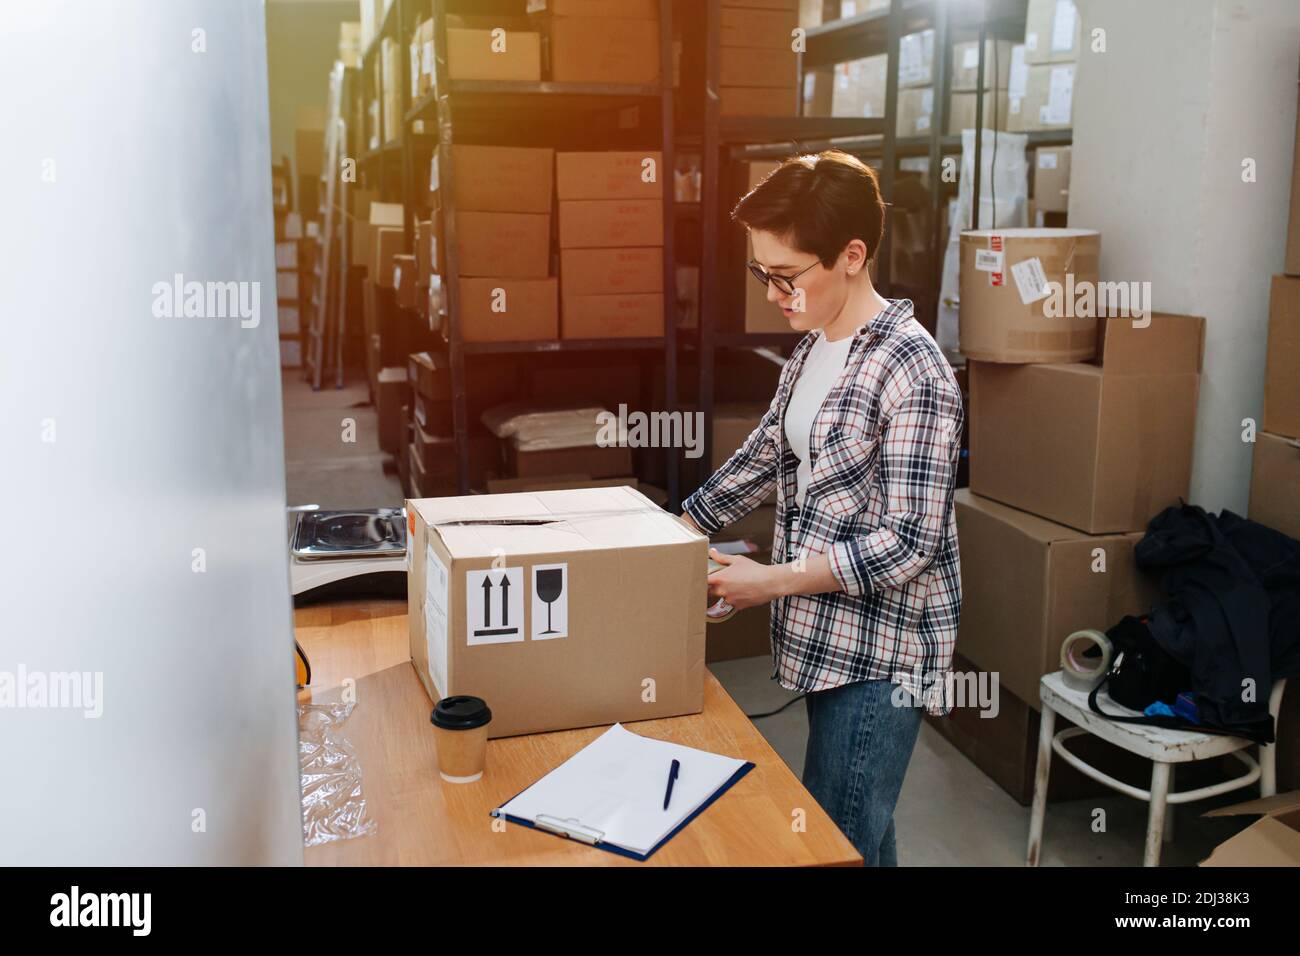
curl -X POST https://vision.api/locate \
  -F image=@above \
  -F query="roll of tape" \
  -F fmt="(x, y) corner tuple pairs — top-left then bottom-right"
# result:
(1060, 629), (1112, 692)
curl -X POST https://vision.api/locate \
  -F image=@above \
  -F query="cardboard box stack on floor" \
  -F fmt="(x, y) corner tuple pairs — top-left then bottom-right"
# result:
(895, 28), (935, 137)
(950, 221), (1208, 803)
(403, 350), (507, 498)
(557, 151), (665, 339)
(529, 0), (660, 85)
(719, 0), (800, 118)
(948, 38), (1014, 135)
(433, 145), (557, 343)
(407, 486), (706, 738)
(1009, 0), (1078, 133)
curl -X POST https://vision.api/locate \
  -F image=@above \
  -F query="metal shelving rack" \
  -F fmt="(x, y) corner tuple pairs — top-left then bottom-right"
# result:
(691, 0), (1072, 486)
(390, 0), (682, 508)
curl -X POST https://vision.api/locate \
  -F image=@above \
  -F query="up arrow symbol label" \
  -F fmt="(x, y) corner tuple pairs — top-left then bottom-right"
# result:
(499, 574), (510, 626)
(481, 576), (494, 628)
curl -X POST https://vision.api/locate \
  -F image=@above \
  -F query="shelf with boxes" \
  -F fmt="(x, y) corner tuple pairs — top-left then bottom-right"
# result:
(345, 0), (684, 508)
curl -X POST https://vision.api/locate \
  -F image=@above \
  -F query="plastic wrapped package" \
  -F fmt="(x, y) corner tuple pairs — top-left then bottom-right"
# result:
(298, 700), (378, 847)
(481, 402), (624, 452)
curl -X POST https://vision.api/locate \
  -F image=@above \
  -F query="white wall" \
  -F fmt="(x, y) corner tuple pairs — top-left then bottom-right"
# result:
(1072, 0), (1300, 512)
(0, 0), (303, 864)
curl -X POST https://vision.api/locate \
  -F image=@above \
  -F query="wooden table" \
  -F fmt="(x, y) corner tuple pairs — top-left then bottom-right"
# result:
(297, 599), (861, 866)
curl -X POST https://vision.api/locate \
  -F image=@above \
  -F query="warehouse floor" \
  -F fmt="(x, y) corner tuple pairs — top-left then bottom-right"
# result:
(281, 376), (1248, 866)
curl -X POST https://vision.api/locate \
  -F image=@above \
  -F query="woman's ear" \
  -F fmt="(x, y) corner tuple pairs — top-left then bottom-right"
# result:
(843, 239), (868, 276)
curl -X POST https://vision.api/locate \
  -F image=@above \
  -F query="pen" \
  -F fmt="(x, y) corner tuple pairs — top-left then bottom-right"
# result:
(663, 758), (680, 810)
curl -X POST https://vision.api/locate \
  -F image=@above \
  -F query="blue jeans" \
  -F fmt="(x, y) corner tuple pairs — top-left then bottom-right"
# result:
(802, 679), (923, 866)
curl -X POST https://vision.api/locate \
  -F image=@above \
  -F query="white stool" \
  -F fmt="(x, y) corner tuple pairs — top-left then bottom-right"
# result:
(1027, 671), (1287, 867)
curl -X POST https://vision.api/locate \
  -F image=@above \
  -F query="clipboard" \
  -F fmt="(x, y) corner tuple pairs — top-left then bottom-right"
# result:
(490, 724), (756, 861)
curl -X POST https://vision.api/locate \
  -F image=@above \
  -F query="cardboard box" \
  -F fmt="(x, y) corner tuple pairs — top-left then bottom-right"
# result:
(407, 486), (705, 739)
(895, 87), (934, 137)
(392, 254), (417, 309)
(455, 211), (550, 278)
(1007, 63), (1074, 132)
(548, 16), (659, 85)
(349, 191), (382, 267)
(958, 227), (1101, 363)
(1286, 76), (1300, 276)
(951, 38), (1014, 91)
(529, 0), (657, 16)
(458, 277), (558, 342)
(947, 89), (1010, 135)
(485, 474), (639, 494)
(830, 56), (887, 119)
(722, 0), (798, 8)
(446, 25), (542, 81)
(372, 227), (407, 290)
(376, 366), (409, 454)
(555, 151), (663, 201)
(562, 292), (663, 339)
(434, 145), (554, 214)
(339, 21), (362, 68)
(1200, 792), (1300, 866)
(414, 427), (496, 493)
(954, 489), (1158, 709)
(1265, 275), (1300, 438)
(720, 7), (798, 49)
(1024, 0), (1080, 65)
(560, 247), (663, 296)
(414, 219), (435, 286)
(970, 313), (1203, 534)
(508, 443), (634, 480)
(1249, 431), (1300, 541)
(897, 29), (934, 87)
(1033, 146), (1072, 214)
(720, 86), (798, 117)
(721, 46), (798, 88)
(558, 199), (663, 248)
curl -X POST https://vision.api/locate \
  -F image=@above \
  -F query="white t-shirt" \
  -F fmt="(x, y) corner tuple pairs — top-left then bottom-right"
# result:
(784, 332), (854, 507)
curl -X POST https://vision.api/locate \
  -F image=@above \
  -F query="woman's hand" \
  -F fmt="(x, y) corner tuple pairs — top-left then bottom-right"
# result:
(707, 548), (784, 611)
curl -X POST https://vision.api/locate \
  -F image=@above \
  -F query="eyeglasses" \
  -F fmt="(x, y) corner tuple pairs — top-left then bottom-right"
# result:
(747, 259), (820, 296)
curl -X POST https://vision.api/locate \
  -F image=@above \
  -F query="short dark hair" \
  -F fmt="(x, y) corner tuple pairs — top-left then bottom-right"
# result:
(732, 149), (887, 267)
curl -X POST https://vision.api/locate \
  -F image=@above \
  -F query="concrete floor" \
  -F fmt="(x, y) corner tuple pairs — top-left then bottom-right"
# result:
(281, 374), (1254, 867)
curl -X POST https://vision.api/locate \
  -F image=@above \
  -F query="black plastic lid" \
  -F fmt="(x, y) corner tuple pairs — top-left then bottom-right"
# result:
(431, 695), (492, 730)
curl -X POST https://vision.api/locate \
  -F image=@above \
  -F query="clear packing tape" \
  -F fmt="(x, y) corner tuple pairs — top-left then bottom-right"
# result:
(298, 700), (378, 847)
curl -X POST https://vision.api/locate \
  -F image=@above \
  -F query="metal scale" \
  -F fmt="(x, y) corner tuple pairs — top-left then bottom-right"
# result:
(288, 507), (408, 602)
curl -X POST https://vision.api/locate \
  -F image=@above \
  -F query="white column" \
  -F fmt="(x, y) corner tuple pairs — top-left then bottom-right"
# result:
(1071, 0), (1300, 511)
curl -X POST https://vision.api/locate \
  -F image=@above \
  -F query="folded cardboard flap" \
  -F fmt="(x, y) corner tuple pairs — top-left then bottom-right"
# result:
(1200, 790), (1300, 866)
(1096, 312), (1205, 375)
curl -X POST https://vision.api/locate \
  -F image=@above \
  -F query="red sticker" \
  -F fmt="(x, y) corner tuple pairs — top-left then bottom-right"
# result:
(989, 234), (1003, 252)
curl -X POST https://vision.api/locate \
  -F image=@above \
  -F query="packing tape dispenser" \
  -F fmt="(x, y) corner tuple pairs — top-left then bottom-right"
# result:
(705, 555), (738, 624)
(1059, 629), (1113, 692)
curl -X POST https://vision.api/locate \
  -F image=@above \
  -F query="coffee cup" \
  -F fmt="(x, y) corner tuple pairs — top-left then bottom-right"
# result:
(430, 695), (491, 783)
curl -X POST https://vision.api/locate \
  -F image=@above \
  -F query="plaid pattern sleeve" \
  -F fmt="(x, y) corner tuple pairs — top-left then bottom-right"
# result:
(826, 377), (963, 596)
(681, 385), (790, 535)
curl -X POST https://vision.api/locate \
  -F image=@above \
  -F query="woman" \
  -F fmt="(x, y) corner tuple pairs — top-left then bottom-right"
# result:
(680, 150), (963, 866)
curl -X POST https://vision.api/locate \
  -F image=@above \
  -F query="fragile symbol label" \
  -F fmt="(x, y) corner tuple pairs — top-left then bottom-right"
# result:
(466, 567), (524, 644)
(531, 563), (568, 640)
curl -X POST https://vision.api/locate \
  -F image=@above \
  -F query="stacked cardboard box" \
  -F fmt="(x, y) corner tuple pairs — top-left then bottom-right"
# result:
(529, 0), (660, 85)
(1251, 276), (1300, 542)
(894, 29), (934, 137)
(1009, 0), (1078, 133)
(1032, 145), (1072, 220)
(380, 37), (401, 144)
(557, 151), (664, 339)
(445, 16), (542, 81)
(948, 38), (1013, 135)
(404, 351), (502, 497)
(483, 403), (634, 480)
(339, 21), (362, 69)
(433, 145), (557, 342)
(719, 0), (800, 117)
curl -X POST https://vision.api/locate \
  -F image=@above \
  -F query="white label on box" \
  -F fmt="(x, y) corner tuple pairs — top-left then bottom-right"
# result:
(922, 88), (934, 113)
(1052, 0), (1077, 52)
(1009, 45), (1028, 97)
(916, 114), (930, 132)
(530, 563), (568, 641)
(425, 545), (450, 695)
(962, 46), (979, 69)
(393, 265), (402, 288)
(1010, 256), (1051, 305)
(1025, 31), (1038, 52)
(1044, 66), (1074, 125)
(974, 248), (1004, 273)
(429, 155), (439, 192)
(1009, 95), (1023, 115)
(841, 1), (856, 15)
(466, 567), (524, 645)
(414, 400), (427, 428)
(1038, 151), (1059, 169)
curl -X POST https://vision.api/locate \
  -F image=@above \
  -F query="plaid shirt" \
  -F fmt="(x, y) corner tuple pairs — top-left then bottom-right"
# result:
(685, 299), (964, 715)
